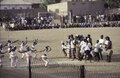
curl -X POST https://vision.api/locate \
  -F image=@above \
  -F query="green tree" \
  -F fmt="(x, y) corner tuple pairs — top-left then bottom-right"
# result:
(104, 0), (120, 8)
(0, 0), (3, 2)
(55, 0), (61, 3)
(44, 0), (55, 5)
(44, 0), (61, 5)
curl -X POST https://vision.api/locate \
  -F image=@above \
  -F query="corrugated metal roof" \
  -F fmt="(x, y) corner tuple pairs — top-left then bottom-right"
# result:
(0, 0), (32, 4)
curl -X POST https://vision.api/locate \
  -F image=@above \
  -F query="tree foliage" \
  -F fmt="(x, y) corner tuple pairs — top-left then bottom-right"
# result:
(0, 0), (3, 2)
(104, 0), (120, 8)
(55, 0), (61, 3)
(45, 0), (62, 5)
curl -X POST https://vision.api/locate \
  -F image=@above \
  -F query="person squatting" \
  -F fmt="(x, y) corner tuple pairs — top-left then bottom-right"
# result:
(61, 34), (113, 62)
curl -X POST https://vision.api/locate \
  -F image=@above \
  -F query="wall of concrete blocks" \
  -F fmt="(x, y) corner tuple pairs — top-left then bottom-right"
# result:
(68, 0), (105, 16)
(47, 0), (105, 16)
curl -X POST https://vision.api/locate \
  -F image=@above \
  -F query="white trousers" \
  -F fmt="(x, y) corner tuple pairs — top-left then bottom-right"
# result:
(21, 53), (25, 58)
(10, 57), (18, 67)
(42, 58), (49, 66)
(31, 51), (37, 58)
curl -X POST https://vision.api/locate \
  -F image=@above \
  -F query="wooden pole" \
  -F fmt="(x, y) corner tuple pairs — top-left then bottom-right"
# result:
(28, 57), (32, 78)
(80, 65), (85, 78)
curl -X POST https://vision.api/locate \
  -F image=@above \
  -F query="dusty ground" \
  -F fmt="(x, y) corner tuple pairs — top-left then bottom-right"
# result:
(0, 27), (120, 56)
(0, 27), (120, 78)
(0, 27), (120, 65)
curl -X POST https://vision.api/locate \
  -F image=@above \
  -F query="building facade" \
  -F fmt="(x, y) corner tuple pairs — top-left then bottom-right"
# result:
(47, 0), (105, 16)
(0, 0), (32, 10)
(0, 0), (47, 18)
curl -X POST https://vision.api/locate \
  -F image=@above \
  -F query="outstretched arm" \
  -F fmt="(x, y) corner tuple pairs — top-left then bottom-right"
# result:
(18, 50), (28, 53)
(0, 50), (8, 54)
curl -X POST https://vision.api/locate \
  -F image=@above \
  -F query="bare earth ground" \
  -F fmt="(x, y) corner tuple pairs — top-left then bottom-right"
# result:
(0, 27), (120, 78)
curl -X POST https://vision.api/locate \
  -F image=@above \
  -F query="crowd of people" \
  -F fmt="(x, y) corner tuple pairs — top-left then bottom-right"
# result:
(0, 39), (50, 68)
(62, 13), (120, 28)
(61, 34), (113, 62)
(0, 35), (114, 68)
(0, 13), (120, 31)
(72, 13), (120, 23)
(0, 15), (60, 31)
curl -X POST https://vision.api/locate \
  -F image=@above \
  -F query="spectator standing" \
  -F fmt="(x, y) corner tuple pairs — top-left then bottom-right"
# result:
(93, 40), (100, 61)
(98, 35), (105, 60)
(104, 36), (113, 62)
(61, 41), (67, 57)
(84, 40), (92, 62)
(70, 35), (76, 61)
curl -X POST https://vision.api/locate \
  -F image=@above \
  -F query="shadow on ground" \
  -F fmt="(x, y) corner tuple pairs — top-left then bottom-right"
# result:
(111, 54), (120, 62)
